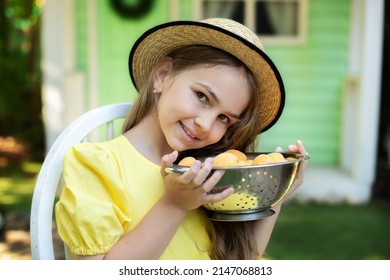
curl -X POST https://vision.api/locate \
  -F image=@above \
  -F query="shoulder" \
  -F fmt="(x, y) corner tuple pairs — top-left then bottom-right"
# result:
(64, 136), (128, 171)
(68, 135), (128, 157)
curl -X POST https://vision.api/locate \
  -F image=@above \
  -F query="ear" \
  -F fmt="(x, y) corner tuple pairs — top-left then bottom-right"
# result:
(153, 57), (173, 93)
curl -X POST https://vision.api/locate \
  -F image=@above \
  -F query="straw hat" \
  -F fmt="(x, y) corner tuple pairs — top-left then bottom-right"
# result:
(128, 18), (285, 132)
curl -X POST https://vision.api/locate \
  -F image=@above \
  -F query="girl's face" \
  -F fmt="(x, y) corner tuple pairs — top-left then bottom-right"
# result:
(155, 63), (251, 152)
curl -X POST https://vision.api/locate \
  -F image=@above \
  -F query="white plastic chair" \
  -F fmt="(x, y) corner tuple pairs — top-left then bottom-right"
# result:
(30, 102), (132, 259)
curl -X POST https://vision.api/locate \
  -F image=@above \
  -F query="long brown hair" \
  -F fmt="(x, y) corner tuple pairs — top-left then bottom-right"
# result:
(123, 45), (262, 259)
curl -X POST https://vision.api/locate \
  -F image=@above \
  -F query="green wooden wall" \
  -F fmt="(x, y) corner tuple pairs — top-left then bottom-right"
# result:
(260, 0), (350, 165)
(74, 0), (351, 166)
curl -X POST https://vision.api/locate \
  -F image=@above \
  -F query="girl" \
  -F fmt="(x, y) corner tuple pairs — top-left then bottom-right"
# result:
(55, 18), (308, 260)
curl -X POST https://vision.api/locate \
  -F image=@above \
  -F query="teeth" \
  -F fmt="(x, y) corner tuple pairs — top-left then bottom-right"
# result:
(181, 123), (196, 139)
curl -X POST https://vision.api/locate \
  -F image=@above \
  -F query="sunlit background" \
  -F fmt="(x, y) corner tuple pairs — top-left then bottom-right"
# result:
(0, 0), (389, 260)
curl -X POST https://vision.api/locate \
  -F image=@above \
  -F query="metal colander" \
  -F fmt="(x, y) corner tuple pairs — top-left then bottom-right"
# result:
(166, 152), (308, 221)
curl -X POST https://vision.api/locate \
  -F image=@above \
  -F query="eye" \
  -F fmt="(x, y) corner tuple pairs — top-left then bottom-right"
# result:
(196, 91), (208, 103)
(218, 114), (230, 124)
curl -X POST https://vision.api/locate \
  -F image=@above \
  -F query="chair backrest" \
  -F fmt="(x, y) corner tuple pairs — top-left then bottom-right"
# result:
(30, 103), (132, 259)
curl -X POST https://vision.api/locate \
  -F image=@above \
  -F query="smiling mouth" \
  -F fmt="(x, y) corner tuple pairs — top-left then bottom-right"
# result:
(180, 122), (198, 140)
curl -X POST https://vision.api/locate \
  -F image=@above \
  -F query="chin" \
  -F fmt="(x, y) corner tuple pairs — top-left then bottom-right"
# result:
(169, 140), (200, 153)
(167, 139), (187, 152)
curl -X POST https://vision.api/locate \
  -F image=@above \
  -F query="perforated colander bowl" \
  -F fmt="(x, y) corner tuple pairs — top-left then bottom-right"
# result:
(166, 152), (308, 221)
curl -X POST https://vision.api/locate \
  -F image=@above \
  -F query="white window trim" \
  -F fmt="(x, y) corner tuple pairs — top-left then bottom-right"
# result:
(297, 0), (384, 204)
(193, 0), (308, 45)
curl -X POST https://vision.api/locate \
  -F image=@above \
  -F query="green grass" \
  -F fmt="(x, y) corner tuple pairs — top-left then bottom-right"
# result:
(264, 201), (390, 260)
(1, 161), (390, 260)
(0, 161), (41, 212)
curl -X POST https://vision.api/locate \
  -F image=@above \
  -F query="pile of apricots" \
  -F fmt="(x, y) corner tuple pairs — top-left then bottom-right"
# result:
(178, 149), (295, 167)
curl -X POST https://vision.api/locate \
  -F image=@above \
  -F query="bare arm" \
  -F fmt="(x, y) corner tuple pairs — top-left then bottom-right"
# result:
(253, 203), (282, 258)
(76, 151), (233, 260)
(75, 197), (187, 260)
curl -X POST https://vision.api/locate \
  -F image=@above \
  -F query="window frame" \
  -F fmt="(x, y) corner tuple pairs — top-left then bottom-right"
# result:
(193, 0), (308, 45)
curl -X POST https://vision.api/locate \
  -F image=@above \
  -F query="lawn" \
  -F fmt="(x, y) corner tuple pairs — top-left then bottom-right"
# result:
(1, 161), (389, 260)
(265, 201), (390, 260)
(0, 161), (41, 213)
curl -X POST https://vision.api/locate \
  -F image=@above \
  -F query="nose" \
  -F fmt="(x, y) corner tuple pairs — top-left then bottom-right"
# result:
(194, 112), (215, 134)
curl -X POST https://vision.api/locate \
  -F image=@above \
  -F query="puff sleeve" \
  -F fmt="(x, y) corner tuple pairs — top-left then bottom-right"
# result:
(55, 143), (132, 256)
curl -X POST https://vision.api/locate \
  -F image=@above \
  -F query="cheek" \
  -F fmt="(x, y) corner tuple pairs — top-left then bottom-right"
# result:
(159, 86), (194, 114)
(208, 124), (228, 144)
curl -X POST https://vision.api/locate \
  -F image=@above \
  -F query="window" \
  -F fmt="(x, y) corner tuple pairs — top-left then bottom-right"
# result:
(194, 0), (307, 45)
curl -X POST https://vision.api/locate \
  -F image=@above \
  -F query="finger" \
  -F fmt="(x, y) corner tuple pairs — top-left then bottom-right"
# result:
(195, 169), (225, 194)
(275, 146), (283, 152)
(202, 186), (234, 204)
(179, 160), (202, 184)
(288, 140), (308, 156)
(293, 141), (308, 184)
(296, 140), (308, 156)
(287, 144), (299, 153)
(160, 150), (178, 177)
(191, 157), (214, 186)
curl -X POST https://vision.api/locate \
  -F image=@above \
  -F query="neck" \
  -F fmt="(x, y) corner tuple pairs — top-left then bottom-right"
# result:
(124, 112), (173, 165)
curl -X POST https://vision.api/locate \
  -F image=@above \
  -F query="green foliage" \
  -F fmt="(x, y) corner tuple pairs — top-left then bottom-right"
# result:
(0, 0), (44, 161)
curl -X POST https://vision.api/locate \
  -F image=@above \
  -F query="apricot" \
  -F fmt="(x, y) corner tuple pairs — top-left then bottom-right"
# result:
(268, 152), (287, 163)
(213, 152), (239, 167)
(252, 154), (273, 165)
(178, 156), (196, 166)
(179, 151), (289, 168)
(226, 149), (247, 161)
(237, 159), (251, 166)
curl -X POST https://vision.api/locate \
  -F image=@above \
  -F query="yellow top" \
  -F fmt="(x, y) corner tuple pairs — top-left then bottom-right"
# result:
(55, 135), (211, 259)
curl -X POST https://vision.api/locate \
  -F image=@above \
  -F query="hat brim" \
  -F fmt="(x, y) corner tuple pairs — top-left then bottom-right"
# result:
(129, 20), (285, 132)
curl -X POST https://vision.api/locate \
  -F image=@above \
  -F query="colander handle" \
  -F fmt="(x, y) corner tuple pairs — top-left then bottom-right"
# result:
(165, 166), (190, 174)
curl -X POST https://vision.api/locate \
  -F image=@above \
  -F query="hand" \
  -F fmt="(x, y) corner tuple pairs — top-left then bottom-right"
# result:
(275, 140), (308, 204)
(160, 151), (234, 212)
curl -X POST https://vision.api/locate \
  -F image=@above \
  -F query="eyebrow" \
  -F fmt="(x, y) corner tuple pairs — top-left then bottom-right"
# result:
(195, 82), (242, 120)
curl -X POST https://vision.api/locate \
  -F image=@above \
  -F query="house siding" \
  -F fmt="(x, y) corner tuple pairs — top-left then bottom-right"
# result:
(258, 0), (350, 166)
(97, 0), (172, 106)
